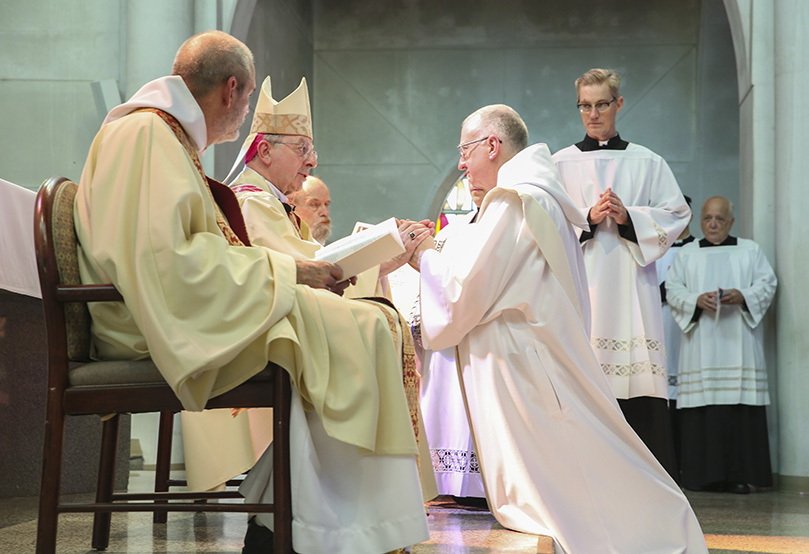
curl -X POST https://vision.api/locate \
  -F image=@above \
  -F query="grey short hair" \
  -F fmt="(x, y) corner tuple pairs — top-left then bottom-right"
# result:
(463, 104), (529, 156)
(172, 30), (254, 99)
(575, 68), (621, 99)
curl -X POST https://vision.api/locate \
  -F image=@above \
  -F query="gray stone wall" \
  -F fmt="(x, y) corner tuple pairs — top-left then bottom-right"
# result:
(216, 0), (315, 179)
(309, 0), (739, 238)
(0, 291), (129, 498)
(0, 1), (124, 190)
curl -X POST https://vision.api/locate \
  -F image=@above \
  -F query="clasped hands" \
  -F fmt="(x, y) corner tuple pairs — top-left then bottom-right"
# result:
(295, 218), (436, 294)
(696, 288), (744, 312)
(395, 218), (435, 273)
(589, 187), (629, 225)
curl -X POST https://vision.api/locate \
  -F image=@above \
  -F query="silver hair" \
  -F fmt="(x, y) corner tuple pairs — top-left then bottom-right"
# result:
(462, 104), (528, 156)
(173, 30), (254, 99)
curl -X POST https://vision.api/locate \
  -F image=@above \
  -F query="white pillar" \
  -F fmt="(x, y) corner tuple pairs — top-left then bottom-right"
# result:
(124, 1), (194, 98)
(124, 1), (194, 466)
(774, 0), (809, 488)
(726, 0), (780, 475)
(194, 0), (220, 33)
(192, 0), (221, 175)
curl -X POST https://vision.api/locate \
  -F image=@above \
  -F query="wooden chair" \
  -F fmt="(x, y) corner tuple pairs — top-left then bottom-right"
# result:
(34, 176), (293, 553)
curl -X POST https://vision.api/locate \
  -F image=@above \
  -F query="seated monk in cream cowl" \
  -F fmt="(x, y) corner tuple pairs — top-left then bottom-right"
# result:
(74, 29), (427, 553)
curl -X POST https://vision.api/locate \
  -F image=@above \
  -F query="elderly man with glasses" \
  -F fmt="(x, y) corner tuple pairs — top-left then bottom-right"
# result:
(226, 77), (322, 258)
(553, 68), (691, 483)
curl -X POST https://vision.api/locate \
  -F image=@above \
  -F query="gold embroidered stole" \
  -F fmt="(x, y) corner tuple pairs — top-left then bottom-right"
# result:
(365, 298), (420, 454)
(138, 108), (249, 247)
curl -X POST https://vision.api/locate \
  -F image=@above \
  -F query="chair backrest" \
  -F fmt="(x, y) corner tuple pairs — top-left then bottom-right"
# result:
(34, 177), (117, 364)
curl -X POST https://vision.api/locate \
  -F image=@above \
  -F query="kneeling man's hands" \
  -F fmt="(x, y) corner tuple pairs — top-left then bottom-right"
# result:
(402, 220), (436, 272)
(379, 219), (434, 277)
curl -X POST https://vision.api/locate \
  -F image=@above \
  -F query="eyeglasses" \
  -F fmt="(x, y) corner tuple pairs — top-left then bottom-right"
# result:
(576, 97), (617, 114)
(457, 136), (500, 158)
(274, 141), (318, 162)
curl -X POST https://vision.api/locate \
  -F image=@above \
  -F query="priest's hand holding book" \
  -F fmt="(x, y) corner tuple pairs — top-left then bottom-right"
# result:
(295, 259), (355, 296)
(313, 217), (434, 284)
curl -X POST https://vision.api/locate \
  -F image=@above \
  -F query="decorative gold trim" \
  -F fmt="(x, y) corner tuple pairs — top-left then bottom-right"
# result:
(652, 219), (668, 255)
(601, 360), (667, 378)
(250, 113), (311, 137)
(592, 336), (666, 355)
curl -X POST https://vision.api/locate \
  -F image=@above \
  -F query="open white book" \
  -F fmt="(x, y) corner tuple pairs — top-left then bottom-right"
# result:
(314, 217), (405, 280)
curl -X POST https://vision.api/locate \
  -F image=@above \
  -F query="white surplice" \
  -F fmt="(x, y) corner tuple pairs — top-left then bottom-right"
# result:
(419, 144), (706, 553)
(418, 211), (485, 498)
(665, 239), (776, 408)
(656, 239), (692, 401)
(75, 76), (428, 554)
(553, 143), (690, 399)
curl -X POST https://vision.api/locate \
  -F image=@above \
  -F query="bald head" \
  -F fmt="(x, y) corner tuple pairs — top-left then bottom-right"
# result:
(458, 104), (528, 206)
(289, 176), (332, 243)
(172, 30), (254, 100)
(172, 31), (256, 147)
(700, 196), (735, 244)
(462, 104), (529, 160)
(299, 176), (329, 198)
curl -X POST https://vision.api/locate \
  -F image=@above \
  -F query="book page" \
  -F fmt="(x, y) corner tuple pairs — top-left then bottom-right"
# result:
(315, 217), (405, 279)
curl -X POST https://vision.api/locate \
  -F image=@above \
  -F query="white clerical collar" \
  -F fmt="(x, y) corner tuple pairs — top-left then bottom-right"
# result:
(244, 167), (288, 203)
(101, 76), (208, 154)
(598, 139), (609, 147)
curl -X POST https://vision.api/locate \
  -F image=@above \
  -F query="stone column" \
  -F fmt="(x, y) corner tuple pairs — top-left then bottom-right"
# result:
(726, 0), (780, 475)
(774, 0), (809, 490)
(192, 0), (220, 175)
(123, 1), (194, 467)
(124, 1), (194, 98)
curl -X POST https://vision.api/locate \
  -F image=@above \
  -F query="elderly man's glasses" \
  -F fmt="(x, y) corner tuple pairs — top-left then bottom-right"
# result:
(275, 141), (318, 161)
(457, 136), (501, 159)
(577, 98), (617, 114)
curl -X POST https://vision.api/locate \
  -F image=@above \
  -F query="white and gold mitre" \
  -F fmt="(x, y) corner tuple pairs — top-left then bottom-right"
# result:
(250, 76), (312, 138)
(226, 76), (312, 182)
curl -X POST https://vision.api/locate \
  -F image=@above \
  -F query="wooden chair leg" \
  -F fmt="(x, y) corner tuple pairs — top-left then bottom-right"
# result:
(35, 401), (66, 554)
(153, 411), (174, 523)
(92, 415), (120, 550)
(273, 370), (293, 553)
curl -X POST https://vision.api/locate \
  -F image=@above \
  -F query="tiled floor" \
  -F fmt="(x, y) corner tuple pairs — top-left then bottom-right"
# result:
(2, 471), (808, 553)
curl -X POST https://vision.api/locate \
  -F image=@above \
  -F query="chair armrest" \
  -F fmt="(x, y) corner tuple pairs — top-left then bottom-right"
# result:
(56, 284), (123, 303)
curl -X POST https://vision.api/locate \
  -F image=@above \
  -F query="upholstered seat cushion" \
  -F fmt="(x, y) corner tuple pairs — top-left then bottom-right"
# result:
(69, 361), (274, 387)
(69, 360), (164, 386)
